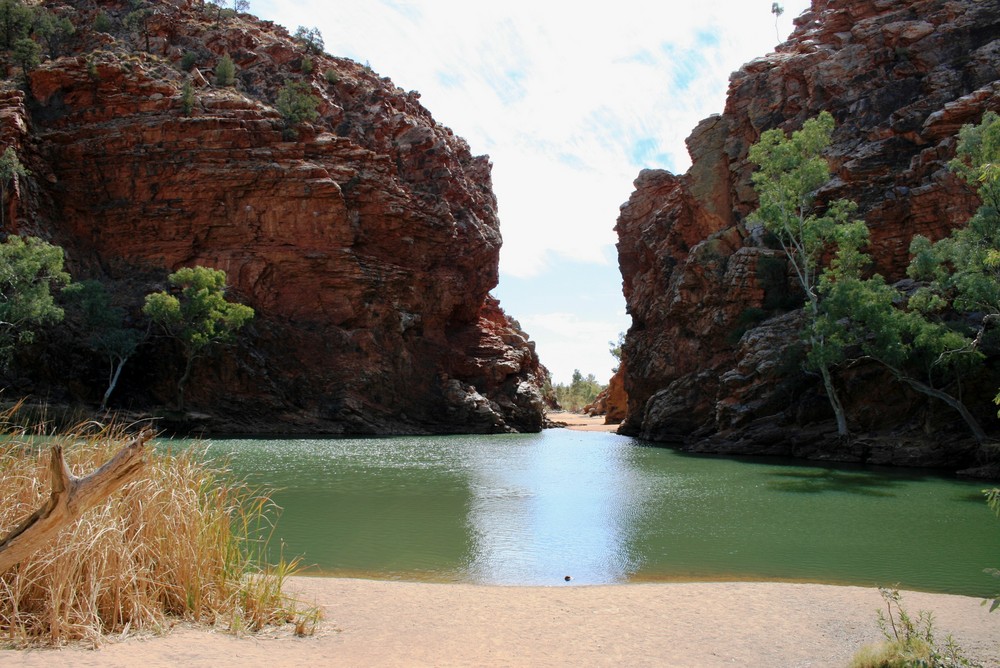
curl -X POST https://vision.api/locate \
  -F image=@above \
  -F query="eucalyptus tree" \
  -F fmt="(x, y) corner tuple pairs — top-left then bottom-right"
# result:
(747, 111), (863, 438)
(143, 266), (253, 411)
(64, 280), (145, 411)
(0, 235), (70, 366)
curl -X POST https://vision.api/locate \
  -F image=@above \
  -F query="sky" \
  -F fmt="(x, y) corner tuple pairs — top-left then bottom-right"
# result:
(254, 0), (812, 385)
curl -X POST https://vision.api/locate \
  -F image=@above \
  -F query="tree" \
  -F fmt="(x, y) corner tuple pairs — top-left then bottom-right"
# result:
(143, 266), (254, 411)
(11, 36), (40, 80)
(609, 331), (625, 373)
(214, 52), (236, 87)
(770, 2), (784, 41)
(33, 9), (75, 57)
(125, 2), (154, 52)
(747, 111), (861, 438)
(552, 369), (605, 412)
(293, 26), (324, 54)
(64, 280), (145, 411)
(0, 146), (29, 227)
(0, 0), (31, 50)
(810, 111), (1000, 443)
(275, 80), (319, 136)
(0, 235), (71, 365)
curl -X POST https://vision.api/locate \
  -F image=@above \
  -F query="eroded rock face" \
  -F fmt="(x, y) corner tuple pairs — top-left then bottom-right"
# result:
(2, 0), (546, 434)
(616, 0), (1000, 466)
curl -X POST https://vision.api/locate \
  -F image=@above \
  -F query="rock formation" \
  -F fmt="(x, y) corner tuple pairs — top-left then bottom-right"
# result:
(1, 0), (546, 434)
(616, 0), (1000, 467)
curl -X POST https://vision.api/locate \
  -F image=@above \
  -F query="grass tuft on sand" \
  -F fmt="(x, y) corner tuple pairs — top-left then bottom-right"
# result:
(0, 416), (319, 647)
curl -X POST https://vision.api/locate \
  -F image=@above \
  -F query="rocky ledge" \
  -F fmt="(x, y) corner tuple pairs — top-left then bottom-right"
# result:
(1, 0), (546, 434)
(615, 0), (1000, 471)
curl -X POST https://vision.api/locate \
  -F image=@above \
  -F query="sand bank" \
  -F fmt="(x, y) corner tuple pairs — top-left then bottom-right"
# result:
(5, 578), (998, 667)
(547, 410), (621, 433)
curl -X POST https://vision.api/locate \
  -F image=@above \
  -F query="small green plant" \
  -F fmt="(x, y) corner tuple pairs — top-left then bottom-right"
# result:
(324, 68), (339, 85)
(181, 79), (195, 115)
(214, 53), (236, 87)
(850, 588), (978, 668)
(986, 488), (1000, 612)
(728, 307), (768, 345)
(0, 146), (29, 226)
(93, 10), (112, 33)
(86, 54), (99, 80)
(275, 80), (319, 138)
(181, 51), (198, 71)
(301, 54), (313, 74)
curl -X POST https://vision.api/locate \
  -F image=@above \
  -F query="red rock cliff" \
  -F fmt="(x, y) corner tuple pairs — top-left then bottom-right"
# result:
(1, 0), (546, 434)
(616, 0), (1000, 466)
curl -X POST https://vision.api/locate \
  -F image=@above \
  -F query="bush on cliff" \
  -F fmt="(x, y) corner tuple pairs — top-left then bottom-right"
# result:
(214, 53), (236, 86)
(275, 80), (319, 137)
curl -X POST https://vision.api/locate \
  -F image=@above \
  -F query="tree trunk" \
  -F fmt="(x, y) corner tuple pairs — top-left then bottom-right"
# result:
(891, 370), (988, 444)
(100, 354), (129, 412)
(819, 363), (850, 438)
(0, 431), (150, 574)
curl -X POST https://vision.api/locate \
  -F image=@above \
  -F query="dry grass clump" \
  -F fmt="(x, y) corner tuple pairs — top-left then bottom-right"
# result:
(0, 420), (320, 646)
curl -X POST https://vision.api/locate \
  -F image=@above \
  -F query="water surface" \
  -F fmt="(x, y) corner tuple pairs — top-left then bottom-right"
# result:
(177, 429), (1000, 595)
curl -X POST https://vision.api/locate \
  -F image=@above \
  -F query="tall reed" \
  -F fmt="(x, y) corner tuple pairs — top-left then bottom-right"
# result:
(0, 420), (319, 646)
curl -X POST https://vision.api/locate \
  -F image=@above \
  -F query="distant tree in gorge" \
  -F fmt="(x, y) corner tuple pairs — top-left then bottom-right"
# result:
(143, 266), (254, 411)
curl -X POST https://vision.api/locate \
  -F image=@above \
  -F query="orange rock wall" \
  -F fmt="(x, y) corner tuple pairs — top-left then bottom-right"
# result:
(616, 0), (1000, 464)
(3, 0), (546, 434)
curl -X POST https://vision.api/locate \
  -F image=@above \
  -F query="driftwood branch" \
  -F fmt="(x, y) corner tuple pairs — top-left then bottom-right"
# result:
(0, 431), (151, 574)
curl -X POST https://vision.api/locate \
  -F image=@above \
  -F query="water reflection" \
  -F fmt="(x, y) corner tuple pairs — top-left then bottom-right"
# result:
(176, 431), (1000, 596)
(462, 430), (652, 584)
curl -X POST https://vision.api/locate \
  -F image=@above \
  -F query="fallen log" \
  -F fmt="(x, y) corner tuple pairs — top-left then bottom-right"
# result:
(0, 431), (151, 574)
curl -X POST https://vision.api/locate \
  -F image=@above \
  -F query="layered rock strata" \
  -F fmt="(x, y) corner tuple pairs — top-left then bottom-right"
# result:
(2, 0), (546, 434)
(616, 0), (1000, 467)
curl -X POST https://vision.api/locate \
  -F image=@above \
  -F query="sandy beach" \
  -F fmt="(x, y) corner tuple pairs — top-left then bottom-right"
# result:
(4, 578), (998, 667)
(547, 410), (621, 433)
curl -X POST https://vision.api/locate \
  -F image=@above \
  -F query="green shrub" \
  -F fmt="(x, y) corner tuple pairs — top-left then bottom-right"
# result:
(275, 80), (319, 136)
(214, 53), (236, 86)
(301, 54), (313, 74)
(181, 79), (195, 115)
(849, 588), (977, 668)
(324, 68), (339, 85)
(181, 51), (197, 71)
(93, 11), (112, 33)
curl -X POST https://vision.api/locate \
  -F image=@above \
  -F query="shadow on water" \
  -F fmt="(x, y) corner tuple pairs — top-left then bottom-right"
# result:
(766, 469), (906, 497)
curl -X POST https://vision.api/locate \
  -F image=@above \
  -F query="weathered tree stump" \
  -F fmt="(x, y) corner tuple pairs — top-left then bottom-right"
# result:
(0, 431), (151, 574)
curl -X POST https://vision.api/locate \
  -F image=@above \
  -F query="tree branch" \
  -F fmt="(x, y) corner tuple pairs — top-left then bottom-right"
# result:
(0, 431), (151, 574)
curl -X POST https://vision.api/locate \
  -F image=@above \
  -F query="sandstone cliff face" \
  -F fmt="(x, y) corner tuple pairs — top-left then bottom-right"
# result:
(1, 0), (546, 434)
(616, 0), (1000, 466)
